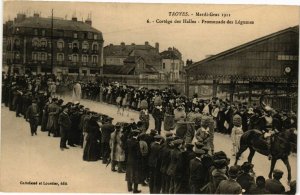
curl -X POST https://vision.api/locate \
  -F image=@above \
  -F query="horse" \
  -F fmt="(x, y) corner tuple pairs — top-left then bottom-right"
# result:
(234, 128), (297, 182)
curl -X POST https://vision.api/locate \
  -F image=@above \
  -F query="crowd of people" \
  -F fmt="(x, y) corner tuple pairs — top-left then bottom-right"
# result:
(1, 73), (297, 194)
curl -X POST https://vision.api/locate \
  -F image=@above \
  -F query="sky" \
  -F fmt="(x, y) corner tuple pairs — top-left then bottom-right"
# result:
(3, 1), (300, 62)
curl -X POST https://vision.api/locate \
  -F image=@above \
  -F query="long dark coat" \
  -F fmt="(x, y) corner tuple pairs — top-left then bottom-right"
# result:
(125, 137), (143, 184)
(83, 120), (101, 161)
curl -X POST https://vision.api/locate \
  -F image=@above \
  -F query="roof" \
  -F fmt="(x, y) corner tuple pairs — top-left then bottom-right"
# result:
(123, 56), (143, 63)
(13, 16), (102, 36)
(160, 50), (180, 60)
(104, 44), (155, 57)
(131, 49), (162, 67)
(103, 65), (123, 74)
(186, 25), (299, 71)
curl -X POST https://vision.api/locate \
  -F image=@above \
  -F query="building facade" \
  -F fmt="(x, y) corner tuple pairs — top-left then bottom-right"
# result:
(160, 47), (184, 81)
(3, 13), (104, 78)
(185, 26), (299, 110)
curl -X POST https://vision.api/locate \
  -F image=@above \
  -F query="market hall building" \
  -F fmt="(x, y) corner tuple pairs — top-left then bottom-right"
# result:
(185, 26), (298, 111)
(3, 13), (104, 78)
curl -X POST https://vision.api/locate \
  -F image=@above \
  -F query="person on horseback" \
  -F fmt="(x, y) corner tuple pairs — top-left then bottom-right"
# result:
(262, 109), (275, 160)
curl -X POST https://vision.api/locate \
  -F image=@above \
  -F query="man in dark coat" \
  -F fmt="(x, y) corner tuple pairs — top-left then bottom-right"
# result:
(248, 176), (270, 194)
(148, 135), (164, 194)
(265, 169), (285, 194)
(126, 129), (143, 193)
(167, 138), (185, 194)
(101, 117), (115, 164)
(58, 106), (71, 151)
(160, 133), (173, 194)
(152, 105), (164, 135)
(237, 162), (255, 193)
(189, 147), (206, 194)
(216, 165), (242, 194)
(26, 99), (40, 136)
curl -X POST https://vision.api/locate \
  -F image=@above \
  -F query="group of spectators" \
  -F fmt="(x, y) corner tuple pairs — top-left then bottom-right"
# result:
(2, 73), (297, 194)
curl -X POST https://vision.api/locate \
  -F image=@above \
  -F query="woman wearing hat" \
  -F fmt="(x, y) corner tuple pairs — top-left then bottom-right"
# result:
(83, 114), (101, 161)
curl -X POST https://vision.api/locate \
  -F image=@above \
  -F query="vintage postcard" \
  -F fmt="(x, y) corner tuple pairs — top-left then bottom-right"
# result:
(1, 1), (299, 194)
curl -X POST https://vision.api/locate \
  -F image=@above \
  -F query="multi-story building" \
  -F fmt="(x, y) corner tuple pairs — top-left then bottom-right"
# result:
(160, 47), (184, 81)
(3, 13), (104, 77)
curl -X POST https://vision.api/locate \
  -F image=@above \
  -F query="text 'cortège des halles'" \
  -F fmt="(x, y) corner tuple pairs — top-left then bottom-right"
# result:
(146, 11), (255, 25)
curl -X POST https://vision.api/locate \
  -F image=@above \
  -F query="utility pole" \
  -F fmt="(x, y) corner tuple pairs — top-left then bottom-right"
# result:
(51, 9), (54, 74)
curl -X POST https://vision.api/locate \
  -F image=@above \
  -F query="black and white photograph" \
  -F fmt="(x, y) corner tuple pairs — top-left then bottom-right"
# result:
(0, 1), (299, 194)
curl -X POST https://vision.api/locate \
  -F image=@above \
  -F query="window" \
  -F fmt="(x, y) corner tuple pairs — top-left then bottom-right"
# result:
(92, 43), (98, 51)
(14, 39), (20, 46)
(57, 53), (64, 62)
(93, 34), (97, 40)
(68, 43), (72, 49)
(32, 52), (38, 61)
(42, 30), (46, 36)
(69, 68), (79, 74)
(34, 29), (38, 35)
(163, 63), (165, 69)
(74, 33), (78, 38)
(41, 40), (47, 48)
(92, 55), (98, 63)
(83, 33), (88, 39)
(32, 39), (39, 47)
(15, 52), (20, 59)
(82, 55), (88, 63)
(57, 40), (64, 49)
(41, 53), (46, 61)
(72, 54), (78, 62)
(73, 42), (78, 48)
(82, 42), (89, 50)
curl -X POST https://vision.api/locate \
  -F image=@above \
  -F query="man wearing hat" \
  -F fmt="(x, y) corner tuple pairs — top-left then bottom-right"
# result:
(26, 99), (40, 136)
(58, 106), (71, 151)
(46, 97), (60, 137)
(159, 133), (173, 193)
(126, 129), (143, 193)
(148, 135), (164, 193)
(101, 117), (115, 164)
(215, 165), (242, 194)
(167, 138), (185, 194)
(265, 169), (285, 194)
(189, 147), (206, 194)
(237, 162), (255, 193)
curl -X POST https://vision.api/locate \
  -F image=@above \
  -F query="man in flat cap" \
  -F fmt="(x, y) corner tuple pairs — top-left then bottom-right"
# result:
(167, 138), (185, 194)
(58, 106), (71, 151)
(216, 165), (242, 194)
(189, 147), (206, 194)
(148, 135), (164, 193)
(26, 99), (40, 136)
(159, 133), (174, 193)
(237, 162), (255, 194)
(265, 169), (285, 194)
(125, 129), (143, 193)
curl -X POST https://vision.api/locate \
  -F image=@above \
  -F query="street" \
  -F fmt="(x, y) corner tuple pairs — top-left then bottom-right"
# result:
(0, 97), (297, 192)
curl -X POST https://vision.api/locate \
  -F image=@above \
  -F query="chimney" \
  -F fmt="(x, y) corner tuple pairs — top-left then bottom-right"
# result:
(72, 16), (77, 21)
(131, 43), (135, 46)
(109, 43), (113, 46)
(15, 13), (26, 23)
(155, 42), (159, 52)
(85, 18), (92, 26)
(145, 41), (149, 46)
(121, 42), (125, 47)
(33, 13), (39, 18)
(168, 47), (172, 51)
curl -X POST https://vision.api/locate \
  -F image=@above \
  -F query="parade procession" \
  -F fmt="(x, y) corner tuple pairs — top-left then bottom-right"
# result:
(1, 2), (299, 194)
